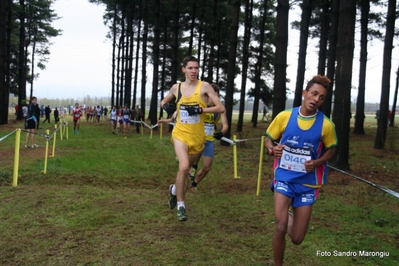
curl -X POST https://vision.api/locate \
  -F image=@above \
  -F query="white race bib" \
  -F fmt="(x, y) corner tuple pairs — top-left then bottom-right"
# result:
(179, 105), (200, 124)
(204, 122), (214, 136)
(279, 145), (312, 173)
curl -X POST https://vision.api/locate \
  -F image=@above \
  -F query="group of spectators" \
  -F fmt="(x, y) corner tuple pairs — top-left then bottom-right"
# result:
(17, 102), (116, 128)
(21, 104), (68, 128)
(17, 101), (142, 126)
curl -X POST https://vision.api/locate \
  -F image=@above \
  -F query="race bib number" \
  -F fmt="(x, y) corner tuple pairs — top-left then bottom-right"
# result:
(204, 122), (214, 136)
(179, 104), (200, 124)
(279, 145), (312, 173)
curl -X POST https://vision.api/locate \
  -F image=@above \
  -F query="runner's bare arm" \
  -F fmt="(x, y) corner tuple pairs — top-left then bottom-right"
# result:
(220, 112), (229, 134)
(160, 84), (178, 108)
(201, 82), (225, 114)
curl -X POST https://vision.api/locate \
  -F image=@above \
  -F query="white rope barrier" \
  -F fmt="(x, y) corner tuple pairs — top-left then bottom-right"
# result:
(0, 129), (18, 142)
(328, 165), (399, 199)
(234, 137), (262, 143)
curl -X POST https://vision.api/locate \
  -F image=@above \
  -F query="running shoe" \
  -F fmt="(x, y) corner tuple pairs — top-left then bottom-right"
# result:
(32, 144), (39, 148)
(177, 206), (187, 221)
(189, 184), (198, 192)
(168, 184), (177, 209)
(24, 145), (30, 148)
(188, 167), (196, 180)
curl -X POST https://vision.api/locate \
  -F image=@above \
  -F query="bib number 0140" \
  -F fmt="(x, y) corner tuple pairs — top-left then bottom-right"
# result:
(283, 154), (307, 164)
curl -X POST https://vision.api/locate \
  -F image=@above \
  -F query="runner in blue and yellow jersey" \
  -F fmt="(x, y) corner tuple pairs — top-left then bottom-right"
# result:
(265, 75), (338, 266)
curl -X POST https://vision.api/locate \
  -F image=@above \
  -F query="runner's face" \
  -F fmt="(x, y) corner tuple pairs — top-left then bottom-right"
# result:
(182, 61), (199, 81)
(302, 84), (327, 115)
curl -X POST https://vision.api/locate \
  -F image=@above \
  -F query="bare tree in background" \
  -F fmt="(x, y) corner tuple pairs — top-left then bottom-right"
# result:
(374, 0), (396, 149)
(272, 0), (289, 117)
(331, 0), (356, 169)
(224, 0), (240, 140)
(293, 0), (313, 108)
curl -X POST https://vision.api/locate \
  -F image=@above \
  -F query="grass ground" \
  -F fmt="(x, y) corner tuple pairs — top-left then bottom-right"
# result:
(0, 114), (398, 266)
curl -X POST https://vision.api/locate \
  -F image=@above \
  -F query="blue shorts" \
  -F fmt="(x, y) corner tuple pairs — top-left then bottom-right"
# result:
(271, 180), (318, 208)
(202, 140), (215, 157)
(123, 118), (130, 124)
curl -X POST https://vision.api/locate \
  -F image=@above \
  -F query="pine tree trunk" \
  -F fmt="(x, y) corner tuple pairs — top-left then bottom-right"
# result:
(251, 0), (267, 127)
(324, 0), (340, 118)
(389, 65), (398, 127)
(170, 0), (179, 85)
(293, 0), (313, 108)
(111, 3), (117, 107)
(124, 2), (134, 108)
(141, 0), (148, 119)
(272, 0), (289, 118)
(331, 0), (356, 169)
(133, 1), (141, 108)
(374, 0), (397, 148)
(17, 0), (26, 120)
(224, 0), (240, 142)
(150, 0), (160, 126)
(0, 0), (7, 124)
(317, 0), (329, 75)
(237, 0), (252, 132)
(353, 0), (369, 135)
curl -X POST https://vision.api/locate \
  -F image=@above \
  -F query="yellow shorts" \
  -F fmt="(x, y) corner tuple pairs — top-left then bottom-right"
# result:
(172, 130), (205, 155)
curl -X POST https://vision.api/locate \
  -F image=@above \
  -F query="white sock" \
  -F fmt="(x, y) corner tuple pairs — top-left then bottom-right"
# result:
(171, 184), (176, 195)
(177, 201), (185, 209)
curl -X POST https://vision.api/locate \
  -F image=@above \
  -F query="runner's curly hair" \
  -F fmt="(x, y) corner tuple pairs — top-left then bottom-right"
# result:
(305, 75), (331, 91)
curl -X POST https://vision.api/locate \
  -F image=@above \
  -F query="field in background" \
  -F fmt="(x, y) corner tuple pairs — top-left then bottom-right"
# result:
(5, 106), (386, 125)
(0, 114), (398, 265)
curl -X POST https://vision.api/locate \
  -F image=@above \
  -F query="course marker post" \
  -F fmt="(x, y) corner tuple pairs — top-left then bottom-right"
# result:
(150, 125), (153, 139)
(160, 123), (163, 140)
(12, 129), (21, 187)
(51, 125), (57, 157)
(256, 136), (265, 196)
(43, 129), (49, 174)
(66, 121), (69, 139)
(233, 135), (239, 179)
(59, 119), (64, 140)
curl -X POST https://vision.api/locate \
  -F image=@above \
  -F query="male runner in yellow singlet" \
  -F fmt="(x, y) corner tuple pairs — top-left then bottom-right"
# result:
(160, 55), (225, 221)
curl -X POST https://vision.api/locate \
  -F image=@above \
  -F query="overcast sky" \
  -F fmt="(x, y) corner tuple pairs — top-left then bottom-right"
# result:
(33, 0), (112, 100)
(33, 0), (398, 106)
